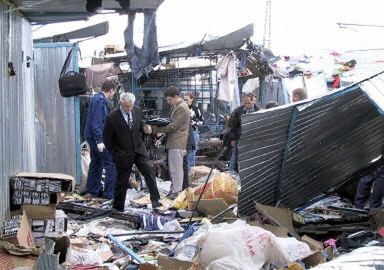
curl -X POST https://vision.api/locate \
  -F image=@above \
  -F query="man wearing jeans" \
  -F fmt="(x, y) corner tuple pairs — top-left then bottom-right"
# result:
(84, 80), (117, 199)
(145, 86), (190, 196)
(184, 93), (204, 171)
(355, 163), (384, 209)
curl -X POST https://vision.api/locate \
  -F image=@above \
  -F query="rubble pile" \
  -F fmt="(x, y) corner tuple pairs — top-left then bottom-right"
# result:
(0, 166), (382, 270)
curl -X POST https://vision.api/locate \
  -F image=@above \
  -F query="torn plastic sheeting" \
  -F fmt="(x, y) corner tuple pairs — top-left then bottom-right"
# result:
(124, 11), (160, 80)
(310, 246), (384, 270)
(155, 179), (172, 195)
(74, 218), (139, 238)
(124, 189), (141, 210)
(162, 220), (184, 239)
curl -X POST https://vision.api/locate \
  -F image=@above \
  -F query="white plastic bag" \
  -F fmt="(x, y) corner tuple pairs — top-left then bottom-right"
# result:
(79, 143), (91, 194)
(198, 220), (312, 270)
(66, 247), (104, 265)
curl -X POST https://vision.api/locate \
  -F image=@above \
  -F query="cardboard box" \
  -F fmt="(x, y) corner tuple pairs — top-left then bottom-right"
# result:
(32, 231), (61, 248)
(70, 237), (85, 248)
(30, 210), (68, 233)
(13, 172), (74, 192)
(23, 205), (56, 219)
(157, 255), (199, 270)
(190, 199), (236, 218)
(1, 211), (35, 248)
(11, 191), (63, 209)
(254, 202), (301, 240)
(302, 235), (324, 251)
(0, 250), (36, 270)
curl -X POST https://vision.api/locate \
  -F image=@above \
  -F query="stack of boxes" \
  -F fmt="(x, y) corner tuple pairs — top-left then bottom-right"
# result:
(8, 172), (74, 247)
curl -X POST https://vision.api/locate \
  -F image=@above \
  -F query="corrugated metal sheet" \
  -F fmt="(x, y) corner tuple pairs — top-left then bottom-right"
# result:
(10, 0), (164, 24)
(0, 2), (36, 224)
(238, 71), (384, 216)
(33, 43), (80, 180)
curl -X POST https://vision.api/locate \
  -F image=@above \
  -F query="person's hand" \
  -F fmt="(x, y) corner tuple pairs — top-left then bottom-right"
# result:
(143, 125), (152, 134)
(97, 143), (105, 152)
(155, 140), (162, 148)
(231, 141), (237, 147)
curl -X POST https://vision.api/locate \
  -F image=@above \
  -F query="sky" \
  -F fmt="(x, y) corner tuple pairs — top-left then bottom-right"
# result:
(33, 0), (384, 66)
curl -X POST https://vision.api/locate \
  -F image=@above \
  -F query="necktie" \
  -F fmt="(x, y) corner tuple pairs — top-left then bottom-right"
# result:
(127, 112), (133, 129)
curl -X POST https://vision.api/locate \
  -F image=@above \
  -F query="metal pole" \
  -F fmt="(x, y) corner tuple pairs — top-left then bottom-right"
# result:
(186, 146), (227, 230)
(107, 234), (145, 264)
(110, 231), (184, 237)
(209, 204), (237, 223)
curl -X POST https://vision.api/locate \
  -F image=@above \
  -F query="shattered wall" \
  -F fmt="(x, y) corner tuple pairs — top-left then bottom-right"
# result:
(238, 72), (384, 216)
(0, 3), (36, 223)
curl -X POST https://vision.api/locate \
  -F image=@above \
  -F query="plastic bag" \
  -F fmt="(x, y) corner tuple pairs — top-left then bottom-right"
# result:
(198, 220), (312, 270)
(66, 246), (104, 265)
(79, 144), (90, 194)
(186, 172), (238, 208)
(170, 190), (188, 210)
(189, 166), (219, 186)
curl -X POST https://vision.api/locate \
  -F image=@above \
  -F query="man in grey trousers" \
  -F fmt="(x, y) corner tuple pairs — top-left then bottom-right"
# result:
(144, 86), (190, 196)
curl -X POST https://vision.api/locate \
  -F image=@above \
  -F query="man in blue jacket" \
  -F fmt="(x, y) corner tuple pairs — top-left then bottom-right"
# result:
(84, 80), (117, 199)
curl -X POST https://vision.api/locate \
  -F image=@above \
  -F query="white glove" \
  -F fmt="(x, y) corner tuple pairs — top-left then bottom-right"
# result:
(155, 140), (162, 148)
(97, 143), (105, 152)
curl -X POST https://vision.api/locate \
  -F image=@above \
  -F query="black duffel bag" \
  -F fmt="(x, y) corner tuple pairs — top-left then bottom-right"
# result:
(58, 44), (89, 97)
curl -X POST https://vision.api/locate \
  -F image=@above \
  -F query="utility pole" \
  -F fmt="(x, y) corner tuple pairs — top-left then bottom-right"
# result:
(263, 0), (272, 49)
(337, 22), (384, 29)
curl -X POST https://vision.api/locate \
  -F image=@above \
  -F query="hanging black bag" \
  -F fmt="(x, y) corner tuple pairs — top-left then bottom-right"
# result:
(58, 44), (88, 97)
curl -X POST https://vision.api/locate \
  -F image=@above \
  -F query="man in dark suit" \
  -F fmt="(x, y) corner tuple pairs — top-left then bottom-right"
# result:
(103, 92), (161, 211)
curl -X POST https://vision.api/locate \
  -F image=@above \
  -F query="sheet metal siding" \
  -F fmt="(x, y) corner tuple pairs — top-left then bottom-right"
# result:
(238, 73), (384, 216)
(33, 44), (77, 179)
(238, 106), (293, 214)
(0, 3), (36, 224)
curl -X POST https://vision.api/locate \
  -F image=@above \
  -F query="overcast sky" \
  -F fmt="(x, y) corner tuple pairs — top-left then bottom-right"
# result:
(33, 0), (384, 63)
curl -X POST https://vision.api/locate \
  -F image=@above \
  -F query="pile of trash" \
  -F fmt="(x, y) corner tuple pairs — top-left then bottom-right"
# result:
(0, 166), (383, 270)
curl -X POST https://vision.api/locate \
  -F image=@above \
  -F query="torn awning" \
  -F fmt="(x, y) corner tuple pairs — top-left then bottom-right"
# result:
(238, 71), (384, 216)
(8, 0), (163, 24)
(33, 21), (109, 43)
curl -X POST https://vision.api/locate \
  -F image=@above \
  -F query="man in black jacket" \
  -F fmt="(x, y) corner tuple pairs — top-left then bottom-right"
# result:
(228, 93), (260, 172)
(103, 92), (161, 211)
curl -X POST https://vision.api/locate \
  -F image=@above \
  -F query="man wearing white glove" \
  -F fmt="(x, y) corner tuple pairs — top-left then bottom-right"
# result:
(84, 80), (117, 199)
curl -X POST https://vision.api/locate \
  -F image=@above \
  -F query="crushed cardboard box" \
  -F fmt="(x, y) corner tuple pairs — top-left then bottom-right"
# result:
(1, 210), (35, 248)
(190, 198), (236, 218)
(157, 255), (199, 270)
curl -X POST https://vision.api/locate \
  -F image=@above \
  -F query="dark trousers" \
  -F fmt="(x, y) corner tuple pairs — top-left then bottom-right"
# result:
(183, 155), (189, 190)
(113, 153), (160, 211)
(86, 141), (117, 199)
(355, 166), (384, 209)
(229, 144), (239, 172)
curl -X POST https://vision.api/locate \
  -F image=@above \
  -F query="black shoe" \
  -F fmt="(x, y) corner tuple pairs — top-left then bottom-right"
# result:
(167, 192), (178, 200)
(152, 200), (162, 209)
(113, 205), (124, 212)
